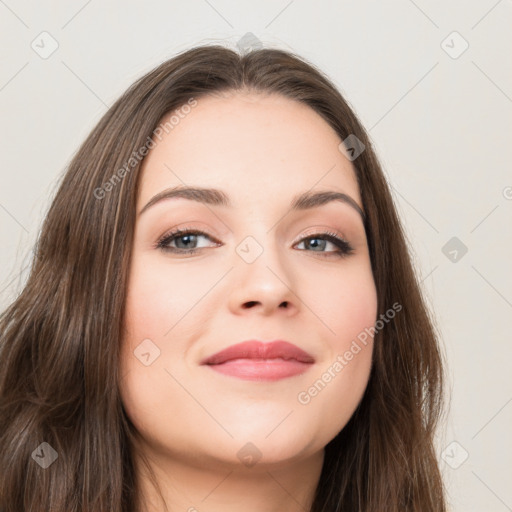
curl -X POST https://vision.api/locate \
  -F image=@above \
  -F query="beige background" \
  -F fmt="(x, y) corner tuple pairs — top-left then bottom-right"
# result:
(1, 1), (511, 510)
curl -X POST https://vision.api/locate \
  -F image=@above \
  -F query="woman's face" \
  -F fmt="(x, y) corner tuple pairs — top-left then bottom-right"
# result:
(119, 92), (377, 470)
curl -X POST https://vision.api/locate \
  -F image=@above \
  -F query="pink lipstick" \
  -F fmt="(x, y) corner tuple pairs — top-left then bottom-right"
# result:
(200, 340), (315, 381)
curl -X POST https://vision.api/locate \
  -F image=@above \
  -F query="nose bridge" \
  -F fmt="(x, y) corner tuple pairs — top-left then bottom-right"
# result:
(228, 223), (297, 314)
(235, 228), (286, 279)
(233, 206), (287, 269)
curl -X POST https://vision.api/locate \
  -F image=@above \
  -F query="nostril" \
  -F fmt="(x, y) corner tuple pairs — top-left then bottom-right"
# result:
(242, 300), (288, 309)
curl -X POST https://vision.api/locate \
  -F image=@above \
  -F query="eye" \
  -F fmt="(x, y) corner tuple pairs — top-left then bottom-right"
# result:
(294, 231), (354, 258)
(156, 228), (220, 255)
(155, 228), (354, 258)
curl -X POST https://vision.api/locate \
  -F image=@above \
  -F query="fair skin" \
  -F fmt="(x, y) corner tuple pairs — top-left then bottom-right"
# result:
(119, 91), (378, 512)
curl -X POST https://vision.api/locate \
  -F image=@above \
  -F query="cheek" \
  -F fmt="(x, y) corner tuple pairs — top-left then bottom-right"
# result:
(307, 259), (378, 347)
(119, 262), (191, 450)
(119, 256), (219, 436)
(123, 256), (210, 343)
(294, 260), (377, 423)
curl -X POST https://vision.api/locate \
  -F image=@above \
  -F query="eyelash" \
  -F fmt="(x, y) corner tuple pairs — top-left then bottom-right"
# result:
(155, 228), (354, 258)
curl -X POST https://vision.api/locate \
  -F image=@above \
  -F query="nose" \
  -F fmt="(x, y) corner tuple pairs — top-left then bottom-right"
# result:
(227, 236), (298, 317)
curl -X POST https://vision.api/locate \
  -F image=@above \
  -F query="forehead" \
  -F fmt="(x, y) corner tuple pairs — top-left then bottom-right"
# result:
(137, 92), (361, 209)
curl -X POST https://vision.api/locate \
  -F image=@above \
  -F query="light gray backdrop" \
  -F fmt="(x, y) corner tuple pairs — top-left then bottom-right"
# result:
(0, 1), (511, 511)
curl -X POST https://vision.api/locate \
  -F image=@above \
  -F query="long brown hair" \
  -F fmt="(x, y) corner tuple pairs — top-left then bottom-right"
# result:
(0, 44), (446, 511)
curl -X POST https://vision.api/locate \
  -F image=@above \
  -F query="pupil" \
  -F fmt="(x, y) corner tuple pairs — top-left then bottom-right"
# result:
(309, 238), (325, 251)
(177, 234), (195, 249)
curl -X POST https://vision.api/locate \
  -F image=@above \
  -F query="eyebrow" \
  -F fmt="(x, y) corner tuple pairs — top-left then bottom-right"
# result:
(138, 185), (365, 221)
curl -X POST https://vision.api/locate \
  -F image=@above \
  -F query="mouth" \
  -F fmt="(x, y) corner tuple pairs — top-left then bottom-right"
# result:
(200, 340), (315, 381)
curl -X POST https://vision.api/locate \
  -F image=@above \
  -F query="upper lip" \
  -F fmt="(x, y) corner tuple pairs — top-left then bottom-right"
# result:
(200, 340), (315, 365)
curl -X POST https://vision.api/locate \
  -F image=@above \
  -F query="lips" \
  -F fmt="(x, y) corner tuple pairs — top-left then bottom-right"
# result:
(200, 340), (315, 381)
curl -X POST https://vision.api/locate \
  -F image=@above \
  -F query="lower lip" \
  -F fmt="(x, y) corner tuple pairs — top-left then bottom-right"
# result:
(205, 358), (313, 381)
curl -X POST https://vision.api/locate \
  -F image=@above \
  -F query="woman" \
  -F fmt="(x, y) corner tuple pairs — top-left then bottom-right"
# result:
(0, 44), (446, 511)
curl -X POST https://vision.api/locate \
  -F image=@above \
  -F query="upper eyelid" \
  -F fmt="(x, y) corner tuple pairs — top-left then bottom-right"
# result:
(297, 226), (349, 242)
(159, 228), (219, 243)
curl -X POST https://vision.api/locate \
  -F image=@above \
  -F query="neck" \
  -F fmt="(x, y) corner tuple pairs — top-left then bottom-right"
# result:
(134, 446), (324, 512)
